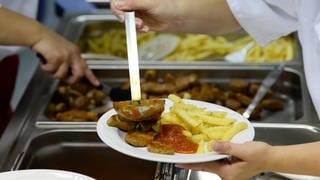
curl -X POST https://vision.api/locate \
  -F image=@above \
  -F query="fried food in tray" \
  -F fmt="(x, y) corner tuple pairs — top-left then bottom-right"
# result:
(45, 80), (109, 121)
(120, 70), (284, 120)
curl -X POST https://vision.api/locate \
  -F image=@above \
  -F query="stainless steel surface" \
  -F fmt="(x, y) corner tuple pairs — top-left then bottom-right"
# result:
(81, 53), (124, 60)
(243, 63), (285, 119)
(11, 130), (157, 180)
(154, 163), (174, 180)
(0, 66), (318, 179)
(0, 11), (318, 180)
(58, 13), (302, 65)
(36, 66), (306, 128)
(9, 123), (320, 179)
(175, 123), (320, 180)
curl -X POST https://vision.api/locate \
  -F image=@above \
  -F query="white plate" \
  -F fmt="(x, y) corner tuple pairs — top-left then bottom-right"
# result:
(0, 169), (95, 180)
(97, 99), (255, 163)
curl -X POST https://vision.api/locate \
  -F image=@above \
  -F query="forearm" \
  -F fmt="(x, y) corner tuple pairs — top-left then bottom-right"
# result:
(266, 142), (320, 175)
(0, 7), (48, 47)
(173, 0), (240, 35)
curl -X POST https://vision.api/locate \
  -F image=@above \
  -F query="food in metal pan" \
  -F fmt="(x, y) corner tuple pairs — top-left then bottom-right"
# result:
(120, 70), (285, 120)
(56, 110), (97, 122)
(78, 27), (296, 62)
(45, 80), (109, 121)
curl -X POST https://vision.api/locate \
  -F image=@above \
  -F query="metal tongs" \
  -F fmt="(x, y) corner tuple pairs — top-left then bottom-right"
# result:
(242, 63), (286, 119)
(125, 13), (175, 179)
(125, 12), (141, 101)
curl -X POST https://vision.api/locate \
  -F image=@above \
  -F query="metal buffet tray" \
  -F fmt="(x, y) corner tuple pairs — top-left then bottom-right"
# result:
(11, 123), (320, 180)
(57, 13), (302, 65)
(35, 65), (305, 128)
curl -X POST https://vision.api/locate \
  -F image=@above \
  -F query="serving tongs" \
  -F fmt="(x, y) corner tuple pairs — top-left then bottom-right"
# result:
(112, 12), (165, 120)
(125, 11), (141, 101)
(242, 63), (286, 119)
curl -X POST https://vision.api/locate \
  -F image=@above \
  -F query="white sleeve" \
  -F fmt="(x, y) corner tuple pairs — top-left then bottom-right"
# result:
(227, 0), (299, 45)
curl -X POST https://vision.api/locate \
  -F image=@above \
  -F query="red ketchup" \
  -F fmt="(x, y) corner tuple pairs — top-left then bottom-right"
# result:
(156, 124), (198, 154)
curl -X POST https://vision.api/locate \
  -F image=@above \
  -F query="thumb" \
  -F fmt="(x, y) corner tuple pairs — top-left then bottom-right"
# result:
(213, 141), (247, 158)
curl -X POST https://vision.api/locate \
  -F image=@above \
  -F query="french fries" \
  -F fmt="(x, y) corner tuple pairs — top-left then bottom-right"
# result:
(80, 27), (295, 62)
(244, 36), (296, 62)
(160, 94), (248, 154)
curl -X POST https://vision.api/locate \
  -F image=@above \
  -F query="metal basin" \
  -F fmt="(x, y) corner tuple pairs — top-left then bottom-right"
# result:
(175, 123), (320, 180)
(13, 123), (320, 179)
(13, 130), (157, 180)
(58, 13), (300, 63)
(37, 66), (305, 127)
(253, 123), (320, 145)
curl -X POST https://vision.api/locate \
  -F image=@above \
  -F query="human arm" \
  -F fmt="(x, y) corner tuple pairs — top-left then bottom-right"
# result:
(0, 7), (99, 85)
(111, 0), (299, 46)
(176, 141), (320, 180)
(110, 0), (240, 35)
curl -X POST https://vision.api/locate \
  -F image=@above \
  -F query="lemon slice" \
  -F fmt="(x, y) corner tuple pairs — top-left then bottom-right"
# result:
(139, 34), (179, 60)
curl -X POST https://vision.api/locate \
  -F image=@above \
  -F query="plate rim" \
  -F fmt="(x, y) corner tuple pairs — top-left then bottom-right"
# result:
(97, 99), (255, 163)
(0, 169), (95, 180)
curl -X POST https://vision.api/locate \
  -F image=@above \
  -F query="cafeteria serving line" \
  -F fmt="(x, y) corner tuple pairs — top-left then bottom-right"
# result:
(1, 1), (320, 179)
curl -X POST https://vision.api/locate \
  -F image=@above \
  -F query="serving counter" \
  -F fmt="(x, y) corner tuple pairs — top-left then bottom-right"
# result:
(0, 12), (319, 180)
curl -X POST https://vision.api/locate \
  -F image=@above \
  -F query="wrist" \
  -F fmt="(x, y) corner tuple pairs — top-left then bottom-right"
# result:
(28, 22), (51, 48)
(263, 145), (280, 172)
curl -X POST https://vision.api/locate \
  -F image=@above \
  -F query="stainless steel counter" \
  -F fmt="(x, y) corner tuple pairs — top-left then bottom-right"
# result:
(0, 12), (319, 180)
(0, 63), (319, 179)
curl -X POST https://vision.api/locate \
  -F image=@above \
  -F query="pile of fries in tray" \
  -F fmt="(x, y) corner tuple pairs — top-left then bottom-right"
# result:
(79, 28), (296, 62)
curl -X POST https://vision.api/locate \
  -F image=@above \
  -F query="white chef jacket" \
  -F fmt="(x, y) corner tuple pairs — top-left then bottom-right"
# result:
(227, 0), (320, 119)
(0, 0), (39, 60)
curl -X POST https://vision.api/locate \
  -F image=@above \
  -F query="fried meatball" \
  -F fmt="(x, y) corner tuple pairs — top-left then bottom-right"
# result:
(144, 70), (158, 82)
(261, 99), (284, 110)
(225, 98), (242, 110)
(190, 83), (216, 102)
(124, 131), (155, 147)
(107, 115), (137, 131)
(249, 83), (273, 97)
(228, 79), (249, 93)
(235, 93), (252, 106)
(70, 95), (89, 109)
(147, 140), (175, 155)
